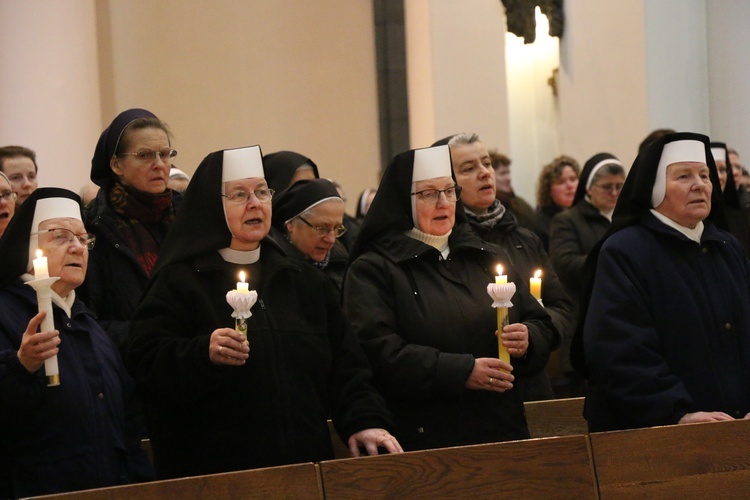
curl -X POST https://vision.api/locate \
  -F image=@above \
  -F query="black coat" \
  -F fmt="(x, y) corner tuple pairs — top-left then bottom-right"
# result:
(344, 224), (557, 451)
(468, 210), (573, 400)
(81, 188), (181, 350)
(126, 239), (392, 479)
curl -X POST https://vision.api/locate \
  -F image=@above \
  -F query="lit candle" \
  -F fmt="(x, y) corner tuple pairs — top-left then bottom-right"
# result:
(530, 269), (542, 300)
(237, 271), (249, 293)
(33, 250), (49, 279)
(495, 264), (507, 284)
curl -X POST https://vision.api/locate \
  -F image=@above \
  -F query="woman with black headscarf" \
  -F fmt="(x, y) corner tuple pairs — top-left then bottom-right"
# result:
(271, 178), (349, 291)
(80, 108), (181, 350)
(711, 142), (750, 256)
(549, 153), (625, 397)
(343, 145), (558, 451)
(0, 188), (151, 498)
(579, 132), (750, 432)
(125, 146), (400, 480)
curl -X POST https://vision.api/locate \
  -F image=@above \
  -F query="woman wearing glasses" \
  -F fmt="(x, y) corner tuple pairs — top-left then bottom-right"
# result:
(343, 145), (557, 451)
(0, 171), (16, 238)
(0, 188), (151, 498)
(126, 146), (401, 479)
(548, 153), (626, 397)
(81, 108), (181, 351)
(271, 178), (348, 291)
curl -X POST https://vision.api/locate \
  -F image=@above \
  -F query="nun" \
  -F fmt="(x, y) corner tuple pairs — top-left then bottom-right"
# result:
(343, 145), (558, 451)
(579, 132), (750, 432)
(125, 146), (401, 480)
(81, 108), (182, 350)
(271, 178), (349, 291)
(549, 153), (625, 396)
(711, 142), (750, 255)
(0, 188), (151, 498)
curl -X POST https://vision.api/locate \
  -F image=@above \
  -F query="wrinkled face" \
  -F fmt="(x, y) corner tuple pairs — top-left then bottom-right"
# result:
(37, 218), (89, 297)
(550, 166), (579, 208)
(729, 151), (742, 185)
(3, 156), (37, 206)
(587, 173), (625, 212)
(414, 176), (456, 236)
(110, 127), (171, 194)
(451, 142), (496, 214)
(655, 162), (712, 229)
(223, 178), (272, 250)
(0, 176), (16, 235)
(286, 199), (345, 262)
(715, 160), (727, 191)
(495, 165), (512, 193)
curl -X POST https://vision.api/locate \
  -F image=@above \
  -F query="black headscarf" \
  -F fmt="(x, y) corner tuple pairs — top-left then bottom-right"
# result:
(90, 108), (159, 189)
(349, 146), (467, 262)
(262, 151), (320, 193)
(571, 132), (725, 374)
(0, 188), (83, 288)
(271, 178), (342, 229)
(711, 141), (741, 209)
(573, 152), (622, 205)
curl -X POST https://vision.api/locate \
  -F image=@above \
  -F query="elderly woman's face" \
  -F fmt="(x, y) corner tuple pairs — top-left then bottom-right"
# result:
(224, 178), (272, 250)
(655, 162), (712, 229)
(550, 166), (579, 208)
(587, 172), (625, 212)
(0, 176), (16, 236)
(286, 199), (345, 262)
(37, 218), (89, 297)
(110, 127), (171, 194)
(414, 176), (456, 236)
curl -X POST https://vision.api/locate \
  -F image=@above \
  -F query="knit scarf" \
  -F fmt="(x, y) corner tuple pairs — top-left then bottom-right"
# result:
(465, 199), (506, 229)
(109, 182), (174, 276)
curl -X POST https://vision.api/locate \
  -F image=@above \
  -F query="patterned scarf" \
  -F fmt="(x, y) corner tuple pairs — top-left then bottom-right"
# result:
(465, 199), (506, 229)
(109, 182), (174, 276)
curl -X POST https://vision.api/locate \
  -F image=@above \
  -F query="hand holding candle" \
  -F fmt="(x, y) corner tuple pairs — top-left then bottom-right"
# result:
(530, 269), (542, 301)
(26, 250), (61, 386)
(487, 265), (515, 370)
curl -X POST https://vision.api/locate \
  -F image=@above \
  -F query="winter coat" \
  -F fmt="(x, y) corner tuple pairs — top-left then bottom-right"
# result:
(0, 280), (151, 498)
(125, 239), (392, 479)
(583, 214), (750, 431)
(469, 211), (572, 400)
(344, 224), (558, 451)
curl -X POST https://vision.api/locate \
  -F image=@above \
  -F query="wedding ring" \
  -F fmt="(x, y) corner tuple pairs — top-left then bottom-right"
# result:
(489, 377), (493, 385)
(219, 346), (223, 355)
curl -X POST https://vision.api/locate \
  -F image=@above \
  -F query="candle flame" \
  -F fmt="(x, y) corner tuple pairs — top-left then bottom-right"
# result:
(534, 269), (542, 279)
(496, 264), (503, 276)
(36, 249), (43, 259)
(239, 271), (246, 283)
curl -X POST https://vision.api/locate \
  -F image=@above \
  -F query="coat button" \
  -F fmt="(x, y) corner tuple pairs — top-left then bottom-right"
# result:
(66, 322), (72, 328)
(725, 323), (732, 330)
(98, 392), (104, 399)
(114, 243), (120, 248)
(702, 247), (708, 253)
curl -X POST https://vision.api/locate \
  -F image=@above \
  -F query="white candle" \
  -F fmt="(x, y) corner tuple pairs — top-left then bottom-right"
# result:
(495, 264), (507, 284)
(33, 250), (49, 279)
(530, 269), (542, 300)
(237, 271), (249, 293)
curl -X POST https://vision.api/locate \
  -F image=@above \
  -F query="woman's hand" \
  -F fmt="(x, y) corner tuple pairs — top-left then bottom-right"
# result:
(209, 328), (249, 366)
(17, 311), (60, 374)
(499, 322), (529, 357)
(347, 428), (403, 457)
(679, 411), (734, 424)
(465, 357), (514, 392)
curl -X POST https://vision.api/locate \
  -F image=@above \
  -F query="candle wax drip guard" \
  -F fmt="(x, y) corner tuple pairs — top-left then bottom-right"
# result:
(226, 290), (258, 344)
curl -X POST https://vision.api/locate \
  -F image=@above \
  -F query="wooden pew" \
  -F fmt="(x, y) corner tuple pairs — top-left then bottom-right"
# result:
(524, 397), (588, 438)
(319, 435), (597, 499)
(27, 462), (323, 500)
(590, 418), (750, 498)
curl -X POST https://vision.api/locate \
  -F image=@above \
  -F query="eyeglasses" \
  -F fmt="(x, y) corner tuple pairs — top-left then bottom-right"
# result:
(592, 183), (624, 193)
(222, 188), (275, 204)
(33, 228), (96, 250)
(411, 185), (462, 204)
(0, 191), (16, 202)
(297, 216), (347, 238)
(117, 148), (178, 163)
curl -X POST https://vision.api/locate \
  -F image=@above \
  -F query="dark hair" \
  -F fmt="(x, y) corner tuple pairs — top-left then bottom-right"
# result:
(0, 145), (38, 173)
(590, 163), (626, 185)
(536, 155), (580, 209)
(114, 118), (172, 155)
(638, 128), (675, 155)
(488, 150), (511, 171)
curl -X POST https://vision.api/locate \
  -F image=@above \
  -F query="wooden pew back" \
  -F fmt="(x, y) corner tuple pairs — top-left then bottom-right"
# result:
(319, 435), (597, 499)
(524, 397), (587, 438)
(27, 462), (323, 500)
(590, 418), (750, 498)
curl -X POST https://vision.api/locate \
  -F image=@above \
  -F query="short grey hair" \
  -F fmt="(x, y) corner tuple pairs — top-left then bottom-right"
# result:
(447, 133), (481, 147)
